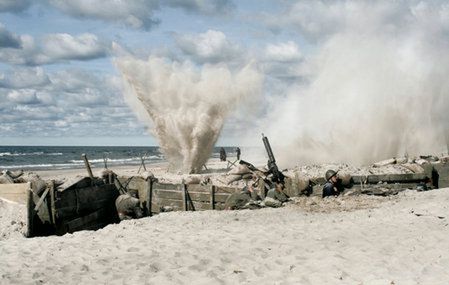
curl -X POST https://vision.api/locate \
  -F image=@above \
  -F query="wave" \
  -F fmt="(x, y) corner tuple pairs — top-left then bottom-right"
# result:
(69, 156), (163, 164)
(0, 152), (63, 157)
(0, 155), (164, 170)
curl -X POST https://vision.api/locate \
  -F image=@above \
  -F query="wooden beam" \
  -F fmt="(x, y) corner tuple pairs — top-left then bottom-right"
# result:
(146, 178), (153, 217)
(49, 180), (56, 225)
(182, 184), (187, 211)
(210, 185), (215, 210)
(34, 187), (50, 211)
(26, 184), (34, 238)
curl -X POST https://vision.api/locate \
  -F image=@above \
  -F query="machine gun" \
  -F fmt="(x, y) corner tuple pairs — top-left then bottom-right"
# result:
(262, 133), (285, 185)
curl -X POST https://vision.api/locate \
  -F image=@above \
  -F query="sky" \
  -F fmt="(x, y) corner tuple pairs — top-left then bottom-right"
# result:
(0, 0), (302, 146)
(1, 1), (449, 166)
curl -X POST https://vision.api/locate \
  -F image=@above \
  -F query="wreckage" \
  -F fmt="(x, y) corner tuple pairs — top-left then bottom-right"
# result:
(0, 138), (448, 237)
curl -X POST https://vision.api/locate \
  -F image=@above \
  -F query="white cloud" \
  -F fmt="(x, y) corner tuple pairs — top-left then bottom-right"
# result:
(174, 29), (241, 63)
(7, 89), (40, 104)
(0, 31), (109, 65)
(42, 33), (107, 61)
(264, 41), (302, 62)
(0, 67), (50, 88)
(47, 0), (161, 30)
(0, 66), (146, 138)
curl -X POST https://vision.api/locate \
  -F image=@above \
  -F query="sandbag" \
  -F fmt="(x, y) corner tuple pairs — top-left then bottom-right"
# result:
(373, 158), (396, 167)
(401, 163), (425, 174)
(338, 172), (352, 187)
(225, 174), (243, 185)
(227, 164), (251, 175)
(184, 175), (201, 185)
(0, 173), (14, 184)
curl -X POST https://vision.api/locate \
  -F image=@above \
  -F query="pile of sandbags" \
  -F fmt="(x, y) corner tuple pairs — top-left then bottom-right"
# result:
(0, 170), (39, 184)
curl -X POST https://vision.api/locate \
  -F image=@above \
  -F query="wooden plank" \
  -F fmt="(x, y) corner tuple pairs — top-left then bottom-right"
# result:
(61, 177), (92, 191)
(152, 182), (180, 191)
(153, 189), (229, 203)
(63, 207), (114, 233)
(214, 186), (241, 194)
(34, 187), (50, 211)
(186, 184), (210, 192)
(153, 198), (222, 211)
(55, 184), (119, 220)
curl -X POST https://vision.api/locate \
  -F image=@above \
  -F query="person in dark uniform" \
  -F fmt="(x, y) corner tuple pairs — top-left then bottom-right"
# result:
(236, 147), (241, 160)
(322, 169), (344, 198)
(220, 147), (227, 161)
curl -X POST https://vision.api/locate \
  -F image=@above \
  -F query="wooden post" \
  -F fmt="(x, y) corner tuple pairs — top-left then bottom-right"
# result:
(182, 184), (188, 211)
(210, 185), (215, 210)
(49, 180), (56, 225)
(26, 183), (34, 238)
(146, 178), (153, 217)
(81, 154), (94, 180)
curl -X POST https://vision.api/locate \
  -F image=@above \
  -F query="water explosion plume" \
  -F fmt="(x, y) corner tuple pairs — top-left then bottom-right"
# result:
(115, 56), (262, 173)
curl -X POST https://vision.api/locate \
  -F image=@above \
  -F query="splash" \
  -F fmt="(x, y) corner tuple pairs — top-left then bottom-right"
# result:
(115, 56), (262, 173)
(263, 1), (449, 166)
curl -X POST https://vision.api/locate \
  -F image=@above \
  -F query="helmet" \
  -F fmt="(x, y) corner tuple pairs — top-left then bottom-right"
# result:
(325, 169), (338, 181)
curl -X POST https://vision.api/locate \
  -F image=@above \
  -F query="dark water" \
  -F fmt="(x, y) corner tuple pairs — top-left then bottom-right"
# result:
(0, 146), (238, 171)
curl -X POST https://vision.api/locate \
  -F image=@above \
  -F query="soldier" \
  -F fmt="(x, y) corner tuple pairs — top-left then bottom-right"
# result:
(322, 169), (344, 198)
(236, 147), (241, 160)
(220, 147), (227, 161)
(266, 182), (289, 203)
(115, 191), (143, 220)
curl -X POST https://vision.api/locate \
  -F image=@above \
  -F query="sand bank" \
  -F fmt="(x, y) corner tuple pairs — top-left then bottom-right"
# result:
(1, 188), (448, 284)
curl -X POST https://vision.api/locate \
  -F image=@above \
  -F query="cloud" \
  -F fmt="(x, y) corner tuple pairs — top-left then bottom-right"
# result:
(0, 0), (32, 13)
(0, 67), (146, 138)
(0, 67), (50, 88)
(174, 29), (241, 63)
(165, 0), (235, 15)
(0, 24), (22, 48)
(264, 41), (302, 62)
(0, 31), (109, 65)
(45, 0), (235, 30)
(7, 89), (40, 104)
(46, 0), (161, 30)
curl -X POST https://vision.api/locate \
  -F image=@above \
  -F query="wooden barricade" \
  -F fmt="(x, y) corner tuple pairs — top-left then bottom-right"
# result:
(116, 177), (241, 215)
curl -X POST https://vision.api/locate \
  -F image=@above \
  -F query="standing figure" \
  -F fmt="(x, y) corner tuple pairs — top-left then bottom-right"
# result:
(236, 147), (241, 160)
(220, 147), (227, 161)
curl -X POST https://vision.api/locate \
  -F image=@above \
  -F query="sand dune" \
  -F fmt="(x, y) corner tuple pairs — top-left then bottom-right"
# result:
(1, 188), (448, 284)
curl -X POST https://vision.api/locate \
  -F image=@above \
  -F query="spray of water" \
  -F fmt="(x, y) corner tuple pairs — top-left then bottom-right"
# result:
(115, 55), (262, 173)
(263, 1), (449, 167)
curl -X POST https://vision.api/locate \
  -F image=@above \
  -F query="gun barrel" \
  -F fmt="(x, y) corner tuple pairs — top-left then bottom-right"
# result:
(262, 134), (276, 163)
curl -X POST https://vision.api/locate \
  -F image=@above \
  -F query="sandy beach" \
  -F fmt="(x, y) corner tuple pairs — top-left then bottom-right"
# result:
(1, 180), (448, 284)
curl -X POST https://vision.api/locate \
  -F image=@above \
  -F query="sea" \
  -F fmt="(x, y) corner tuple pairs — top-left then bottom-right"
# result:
(0, 146), (238, 171)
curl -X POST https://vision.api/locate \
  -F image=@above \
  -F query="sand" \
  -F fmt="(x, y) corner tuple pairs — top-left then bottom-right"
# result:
(1, 184), (448, 284)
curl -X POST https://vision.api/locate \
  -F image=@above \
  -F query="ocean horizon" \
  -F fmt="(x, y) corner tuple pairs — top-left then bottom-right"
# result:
(0, 145), (239, 171)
